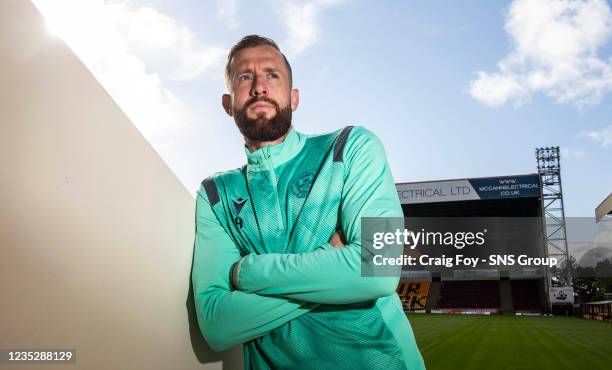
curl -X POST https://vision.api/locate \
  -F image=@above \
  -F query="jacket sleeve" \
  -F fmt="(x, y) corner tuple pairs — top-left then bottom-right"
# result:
(234, 127), (404, 304)
(192, 186), (315, 351)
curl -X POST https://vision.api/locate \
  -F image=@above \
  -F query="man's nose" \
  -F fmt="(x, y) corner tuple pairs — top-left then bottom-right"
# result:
(250, 75), (268, 97)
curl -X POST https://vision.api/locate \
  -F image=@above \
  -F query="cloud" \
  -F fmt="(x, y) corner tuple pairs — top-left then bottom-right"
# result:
(279, 0), (345, 57)
(470, 0), (612, 108)
(107, 2), (226, 81)
(560, 147), (586, 159)
(31, 0), (224, 152)
(216, 0), (240, 30)
(582, 124), (612, 146)
(470, 71), (529, 107)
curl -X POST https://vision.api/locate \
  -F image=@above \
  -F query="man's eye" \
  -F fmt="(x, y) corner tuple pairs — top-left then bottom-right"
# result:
(268, 72), (279, 79)
(238, 75), (252, 81)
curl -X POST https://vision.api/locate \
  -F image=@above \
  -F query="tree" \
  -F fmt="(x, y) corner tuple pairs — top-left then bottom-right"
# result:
(550, 255), (609, 303)
(550, 255), (576, 287)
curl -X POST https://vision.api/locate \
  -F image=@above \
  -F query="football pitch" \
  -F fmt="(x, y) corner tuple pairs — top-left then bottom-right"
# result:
(407, 314), (612, 370)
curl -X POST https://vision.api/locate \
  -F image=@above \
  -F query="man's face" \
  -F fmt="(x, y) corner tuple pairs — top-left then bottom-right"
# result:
(223, 45), (299, 143)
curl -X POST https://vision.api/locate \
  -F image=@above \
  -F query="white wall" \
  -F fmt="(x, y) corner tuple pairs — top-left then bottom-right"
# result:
(0, 1), (242, 368)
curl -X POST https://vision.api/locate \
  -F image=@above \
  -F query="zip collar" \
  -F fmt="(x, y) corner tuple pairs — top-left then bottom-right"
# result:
(244, 127), (305, 172)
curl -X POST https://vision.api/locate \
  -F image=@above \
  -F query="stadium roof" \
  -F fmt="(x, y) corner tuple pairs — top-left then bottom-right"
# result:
(396, 173), (541, 205)
(595, 193), (612, 223)
(395, 173), (539, 185)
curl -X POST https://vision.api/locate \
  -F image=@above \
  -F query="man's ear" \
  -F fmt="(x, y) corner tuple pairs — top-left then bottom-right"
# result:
(290, 89), (300, 112)
(222, 94), (233, 117)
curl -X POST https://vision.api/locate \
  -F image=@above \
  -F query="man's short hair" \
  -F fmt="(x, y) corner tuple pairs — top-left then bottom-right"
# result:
(225, 35), (293, 90)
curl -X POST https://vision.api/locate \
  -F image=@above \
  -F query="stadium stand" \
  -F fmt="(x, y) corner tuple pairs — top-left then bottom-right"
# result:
(437, 281), (501, 309)
(397, 177), (550, 315)
(397, 281), (431, 311)
(581, 300), (612, 322)
(511, 279), (544, 313)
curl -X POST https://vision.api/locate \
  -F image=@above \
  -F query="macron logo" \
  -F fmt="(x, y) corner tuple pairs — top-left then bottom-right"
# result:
(232, 197), (248, 215)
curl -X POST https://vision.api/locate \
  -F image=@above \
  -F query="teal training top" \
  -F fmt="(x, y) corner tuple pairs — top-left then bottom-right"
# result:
(192, 126), (425, 370)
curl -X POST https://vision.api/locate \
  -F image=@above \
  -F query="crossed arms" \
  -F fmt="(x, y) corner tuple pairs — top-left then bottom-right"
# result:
(191, 127), (403, 351)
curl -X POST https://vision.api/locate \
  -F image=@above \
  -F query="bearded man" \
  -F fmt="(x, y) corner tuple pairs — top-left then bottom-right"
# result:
(192, 35), (425, 370)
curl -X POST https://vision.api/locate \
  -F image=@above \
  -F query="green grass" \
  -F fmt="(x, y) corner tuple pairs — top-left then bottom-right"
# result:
(407, 314), (612, 370)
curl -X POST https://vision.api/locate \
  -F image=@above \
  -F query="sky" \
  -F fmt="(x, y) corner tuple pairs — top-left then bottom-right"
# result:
(31, 0), (612, 217)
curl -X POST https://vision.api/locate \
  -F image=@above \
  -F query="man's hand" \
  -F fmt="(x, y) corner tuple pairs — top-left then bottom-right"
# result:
(231, 261), (240, 290)
(329, 229), (347, 248)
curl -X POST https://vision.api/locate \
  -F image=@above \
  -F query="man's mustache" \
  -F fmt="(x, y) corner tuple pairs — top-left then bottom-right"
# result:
(245, 97), (280, 110)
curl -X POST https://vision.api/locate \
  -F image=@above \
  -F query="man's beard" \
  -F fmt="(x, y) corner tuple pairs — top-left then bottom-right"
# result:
(234, 97), (292, 142)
